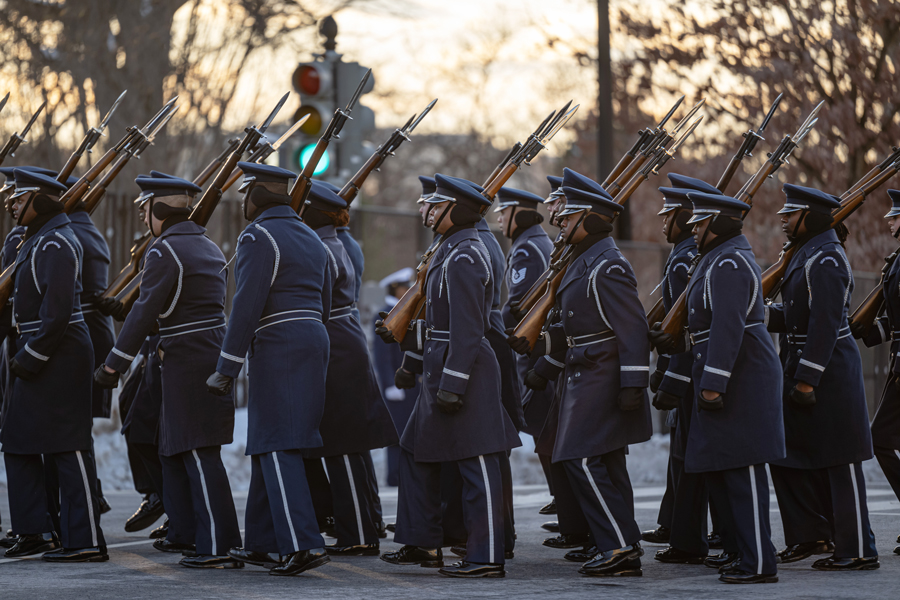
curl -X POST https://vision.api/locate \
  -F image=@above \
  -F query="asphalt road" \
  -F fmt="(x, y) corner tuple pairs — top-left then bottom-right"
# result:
(0, 480), (897, 599)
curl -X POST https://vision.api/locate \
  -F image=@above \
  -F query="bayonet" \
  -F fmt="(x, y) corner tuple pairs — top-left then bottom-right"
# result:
(652, 115), (703, 175)
(757, 93), (783, 137)
(0, 93), (8, 116)
(657, 95), (685, 131)
(0, 99), (47, 165)
(670, 98), (705, 135)
(792, 100), (824, 144)
(96, 90), (127, 139)
(541, 104), (579, 144)
(406, 98), (437, 134)
(344, 69), (371, 116)
(20, 100), (46, 141)
(271, 114), (308, 151)
(258, 92), (289, 134)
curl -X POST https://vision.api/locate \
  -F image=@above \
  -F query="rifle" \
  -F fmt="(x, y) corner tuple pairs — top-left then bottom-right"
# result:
(109, 93), (290, 314)
(289, 69), (371, 213)
(221, 113), (309, 190)
(379, 101), (579, 343)
(716, 93), (783, 193)
(0, 93), (9, 117)
(104, 137), (240, 299)
(58, 90), (127, 182)
(0, 100), (46, 166)
(511, 114), (704, 353)
(339, 98), (437, 203)
(602, 95), (684, 188)
(655, 101), (825, 339)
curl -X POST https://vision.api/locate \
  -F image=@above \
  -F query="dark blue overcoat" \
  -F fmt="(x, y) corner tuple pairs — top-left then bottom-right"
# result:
(0, 214), (94, 455)
(766, 229), (872, 468)
(684, 234), (785, 473)
(400, 227), (521, 462)
(336, 226), (363, 320)
(309, 225), (397, 458)
(69, 210), (116, 418)
(106, 221), (234, 457)
(372, 300), (419, 434)
(533, 236), (652, 462)
(217, 206), (332, 455)
(120, 334), (162, 445)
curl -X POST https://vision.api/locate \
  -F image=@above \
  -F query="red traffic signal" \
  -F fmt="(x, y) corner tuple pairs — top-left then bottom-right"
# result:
(293, 65), (321, 95)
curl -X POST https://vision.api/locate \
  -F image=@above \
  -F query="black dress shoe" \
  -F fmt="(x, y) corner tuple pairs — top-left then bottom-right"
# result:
(153, 539), (196, 554)
(319, 517), (336, 538)
(5, 532), (60, 558)
(228, 547), (282, 567)
(0, 535), (16, 549)
(640, 526), (670, 544)
(707, 531), (723, 550)
(269, 548), (331, 576)
(448, 545), (513, 560)
(43, 547), (109, 563)
(439, 560), (505, 578)
(894, 545), (900, 556)
(539, 499), (557, 515)
(385, 523), (396, 533)
(541, 521), (560, 533)
(705, 551), (739, 569)
(380, 545), (443, 568)
(720, 571), (778, 584)
(149, 518), (169, 539)
(98, 496), (112, 515)
(777, 540), (834, 563)
(376, 520), (387, 539)
(565, 546), (598, 562)
(179, 555), (244, 569)
(578, 542), (644, 575)
(654, 546), (707, 564)
(812, 556), (880, 571)
(326, 543), (380, 556)
(543, 533), (590, 549)
(125, 494), (165, 532)
(579, 556), (642, 577)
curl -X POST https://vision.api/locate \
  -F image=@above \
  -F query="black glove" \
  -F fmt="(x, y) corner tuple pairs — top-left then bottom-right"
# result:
(97, 297), (128, 321)
(649, 369), (664, 393)
(697, 390), (724, 411)
(617, 387), (645, 411)
(394, 368), (416, 389)
(508, 302), (523, 322)
(788, 384), (816, 407)
(9, 358), (37, 381)
(524, 369), (548, 391)
(507, 334), (532, 356)
(374, 311), (398, 344)
(435, 389), (463, 414)
(206, 371), (234, 396)
(93, 365), (120, 389)
(849, 319), (866, 340)
(652, 390), (680, 411)
(648, 322), (685, 355)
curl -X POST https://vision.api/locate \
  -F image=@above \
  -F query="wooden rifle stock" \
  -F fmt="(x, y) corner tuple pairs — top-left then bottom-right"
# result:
(57, 150), (82, 183)
(512, 263), (568, 351)
(646, 297), (665, 326)
(340, 152), (382, 204)
(61, 146), (122, 213)
(106, 233), (151, 298)
(289, 140), (328, 213)
(81, 152), (132, 214)
(848, 285), (885, 337)
(380, 244), (436, 343)
(716, 155), (743, 194)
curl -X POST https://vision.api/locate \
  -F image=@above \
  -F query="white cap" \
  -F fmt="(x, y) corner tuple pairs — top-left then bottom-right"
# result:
(379, 267), (415, 289)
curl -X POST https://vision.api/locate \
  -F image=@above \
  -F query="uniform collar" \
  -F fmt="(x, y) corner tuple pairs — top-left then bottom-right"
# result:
(158, 219), (206, 239)
(673, 235), (697, 255)
(475, 218), (491, 232)
(31, 212), (71, 236)
(253, 204), (299, 224)
(67, 211), (94, 224)
(787, 228), (839, 273)
(443, 227), (479, 250)
(336, 226), (350, 232)
(315, 224), (337, 240)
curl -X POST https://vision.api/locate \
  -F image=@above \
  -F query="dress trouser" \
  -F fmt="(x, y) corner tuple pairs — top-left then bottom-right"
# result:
(538, 452), (554, 496)
(874, 446), (900, 502)
(396, 450), (506, 564)
(770, 464), (833, 546)
(361, 449), (383, 523)
(386, 445), (402, 487)
(130, 442), (165, 510)
(657, 451), (676, 529)
(668, 456), (709, 555)
(705, 464), (776, 575)
(244, 450), (324, 556)
(563, 448), (641, 553)
(550, 460), (590, 537)
(127, 438), (156, 496)
(441, 453), (516, 551)
(304, 457), (334, 528)
(5, 450), (105, 549)
(159, 445), (241, 556)
(323, 453), (380, 547)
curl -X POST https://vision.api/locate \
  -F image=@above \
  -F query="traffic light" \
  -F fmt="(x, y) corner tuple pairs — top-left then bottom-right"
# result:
(291, 59), (335, 176)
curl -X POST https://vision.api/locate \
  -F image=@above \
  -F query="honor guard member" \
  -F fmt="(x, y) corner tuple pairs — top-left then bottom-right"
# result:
(766, 184), (877, 570)
(855, 189), (900, 556)
(299, 180), (398, 556)
(652, 191), (785, 584)
(1, 169), (106, 562)
(524, 182), (652, 578)
(381, 174), (521, 578)
(649, 174), (722, 565)
(205, 162), (333, 576)
(94, 173), (243, 569)
(372, 267), (420, 486)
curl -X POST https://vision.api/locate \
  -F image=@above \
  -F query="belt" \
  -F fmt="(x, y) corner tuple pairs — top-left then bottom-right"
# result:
(566, 330), (615, 348)
(889, 330), (900, 342)
(159, 316), (226, 338)
(330, 306), (354, 319)
(786, 325), (851, 345)
(17, 312), (84, 335)
(255, 309), (322, 333)
(425, 328), (450, 342)
(689, 322), (763, 346)
(81, 301), (98, 315)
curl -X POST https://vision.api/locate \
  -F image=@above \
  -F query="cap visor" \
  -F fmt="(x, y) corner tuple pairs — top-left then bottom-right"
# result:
(556, 207), (587, 218)
(776, 206), (802, 215)
(686, 213), (713, 224)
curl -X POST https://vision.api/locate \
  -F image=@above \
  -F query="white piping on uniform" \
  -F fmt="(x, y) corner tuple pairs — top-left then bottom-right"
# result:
(220, 351), (245, 364)
(273, 452), (299, 552)
(192, 450), (217, 555)
(582, 458), (625, 547)
(343, 455), (366, 545)
(254, 224), (280, 287)
(704, 365), (731, 378)
(111, 347), (135, 362)
(54, 232), (79, 279)
(75, 451), (98, 547)
(849, 463), (863, 558)
(159, 241), (184, 319)
(749, 465), (763, 575)
(478, 455), (496, 563)
(798, 358), (825, 372)
(544, 356), (565, 369)
(664, 371), (691, 383)
(527, 240), (548, 271)
(24, 344), (49, 362)
(443, 368), (469, 380)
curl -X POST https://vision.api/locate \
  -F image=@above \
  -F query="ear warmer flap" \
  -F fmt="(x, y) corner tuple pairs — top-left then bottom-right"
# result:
(514, 209), (544, 229)
(152, 201), (192, 220)
(674, 209), (691, 231)
(248, 185), (290, 208)
(449, 203), (482, 226)
(802, 210), (834, 234)
(709, 215), (742, 236)
(582, 213), (613, 235)
(302, 206), (333, 230)
(32, 194), (63, 215)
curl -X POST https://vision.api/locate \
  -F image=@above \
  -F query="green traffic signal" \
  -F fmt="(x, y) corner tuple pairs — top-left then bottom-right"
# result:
(294, 143), (330, 176)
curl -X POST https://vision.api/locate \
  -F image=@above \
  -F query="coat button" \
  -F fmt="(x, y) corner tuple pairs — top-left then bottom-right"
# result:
(426, 372), (431, 378)
(427, 299), (432, 306)
(567, 311), (574, 317)
(796, 350), (802, 356)
(575, 371), (581, 377)
(690, 308), (695, 314)
(790, 300), (794, 306)
(427, 348), (432, 354)
(696, 353), (701, 359)
(567, 377), (571, 383)
(792, 326), (797, 331)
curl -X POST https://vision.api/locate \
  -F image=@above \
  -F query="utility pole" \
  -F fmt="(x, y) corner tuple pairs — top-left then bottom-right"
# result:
(597, 0), (627, 238)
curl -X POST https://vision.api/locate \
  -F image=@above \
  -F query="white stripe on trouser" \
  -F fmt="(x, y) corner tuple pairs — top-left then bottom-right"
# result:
(74, 451), (98, 547)
(581, 458), (626, 547)
(849, 463), (863, 557)
(272, 453), (299, 552)
(343, 455), (365, 545)
(478, 455), (495, 563)
(192, 450), (217, 555)
(748, 465), (763, 575)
